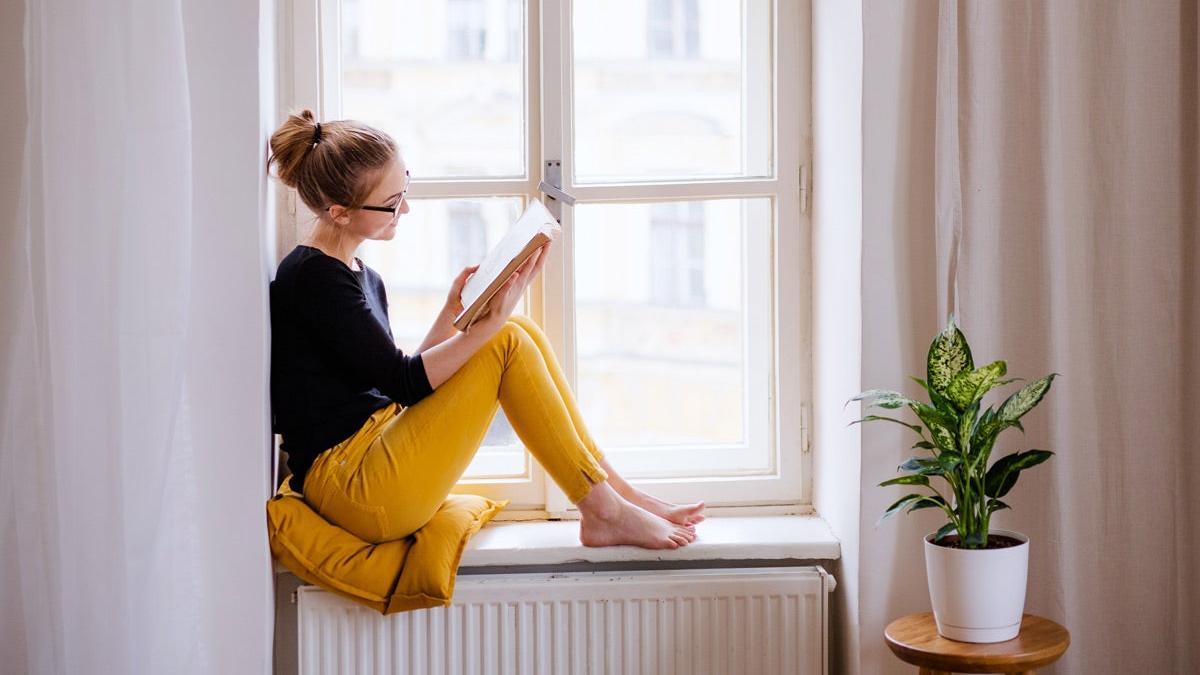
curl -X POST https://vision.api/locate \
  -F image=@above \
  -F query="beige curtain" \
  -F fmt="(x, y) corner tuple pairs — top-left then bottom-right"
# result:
(862, 1), (1199, 673)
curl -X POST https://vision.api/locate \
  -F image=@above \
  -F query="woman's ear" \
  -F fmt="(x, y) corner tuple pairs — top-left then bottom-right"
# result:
(327, 204), (351, 226)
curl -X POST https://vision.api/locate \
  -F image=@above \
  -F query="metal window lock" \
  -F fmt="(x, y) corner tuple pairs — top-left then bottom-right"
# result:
(538, 160), (576, 222)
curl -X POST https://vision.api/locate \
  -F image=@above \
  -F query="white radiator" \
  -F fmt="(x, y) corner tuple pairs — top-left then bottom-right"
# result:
(296, 566), (835, 675)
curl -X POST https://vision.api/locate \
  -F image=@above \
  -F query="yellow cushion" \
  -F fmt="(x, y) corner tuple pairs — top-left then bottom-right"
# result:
(265, 477), (508, 614)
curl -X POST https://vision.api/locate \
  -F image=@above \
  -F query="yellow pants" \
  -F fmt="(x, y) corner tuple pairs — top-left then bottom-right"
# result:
(302, 314), (610, 544)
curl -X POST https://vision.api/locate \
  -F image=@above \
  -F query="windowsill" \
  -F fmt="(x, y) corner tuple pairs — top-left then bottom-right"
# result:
(457, 514), (840, 569)
(272, 514), (839, 578)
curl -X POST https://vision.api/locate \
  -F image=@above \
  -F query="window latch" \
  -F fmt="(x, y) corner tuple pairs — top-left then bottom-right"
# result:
(538, 160), (576, 222)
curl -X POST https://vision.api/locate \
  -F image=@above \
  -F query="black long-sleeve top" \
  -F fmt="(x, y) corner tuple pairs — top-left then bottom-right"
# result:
(270, 245), (433, 493)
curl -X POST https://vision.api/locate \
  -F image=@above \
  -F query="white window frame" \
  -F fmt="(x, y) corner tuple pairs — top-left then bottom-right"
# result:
(277, 0), (812, 518)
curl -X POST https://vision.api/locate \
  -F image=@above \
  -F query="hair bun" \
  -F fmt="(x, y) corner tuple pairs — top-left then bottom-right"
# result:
(267, 109), (320, 189)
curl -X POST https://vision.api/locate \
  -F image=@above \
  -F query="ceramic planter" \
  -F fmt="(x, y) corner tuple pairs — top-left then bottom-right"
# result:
(924, 528), (1030, 643)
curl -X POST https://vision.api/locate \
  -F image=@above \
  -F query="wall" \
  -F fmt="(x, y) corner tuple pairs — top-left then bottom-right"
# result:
(857, 2), (942, 673)
(810, 1), (863, 673)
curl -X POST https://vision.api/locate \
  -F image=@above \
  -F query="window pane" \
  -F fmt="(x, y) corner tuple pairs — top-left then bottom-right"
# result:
(358, 198), (527, 477)
(341, 0), (526, 178)
(572, 0), (772, 182)
(574, 199), (772, 470)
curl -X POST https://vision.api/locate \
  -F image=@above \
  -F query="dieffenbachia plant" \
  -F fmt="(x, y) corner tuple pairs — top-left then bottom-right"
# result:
(849, 317), (1057, 549)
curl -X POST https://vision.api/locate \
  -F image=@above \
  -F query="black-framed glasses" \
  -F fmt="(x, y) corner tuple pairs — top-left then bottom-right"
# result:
(359, 170), (411, 221)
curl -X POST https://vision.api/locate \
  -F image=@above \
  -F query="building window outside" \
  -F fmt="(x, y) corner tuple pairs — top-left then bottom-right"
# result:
(647, 0), (699, 60)
(447, 0), (487, 60)
(650, 202), (706, 307)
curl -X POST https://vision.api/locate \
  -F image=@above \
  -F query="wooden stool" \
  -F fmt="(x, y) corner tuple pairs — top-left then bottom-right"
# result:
(885, 612), (1070, 674)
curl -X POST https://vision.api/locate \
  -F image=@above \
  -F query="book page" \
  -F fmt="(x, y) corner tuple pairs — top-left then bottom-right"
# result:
(459, 200), (559, 312)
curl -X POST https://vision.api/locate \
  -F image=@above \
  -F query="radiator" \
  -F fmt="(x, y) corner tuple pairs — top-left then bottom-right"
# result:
(296, 566), (835, 675)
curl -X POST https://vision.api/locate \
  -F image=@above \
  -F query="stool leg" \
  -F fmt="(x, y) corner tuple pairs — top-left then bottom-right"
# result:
(917, 669), (951, 675)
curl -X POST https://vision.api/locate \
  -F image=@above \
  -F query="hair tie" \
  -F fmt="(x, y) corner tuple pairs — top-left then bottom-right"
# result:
(310, 122), (322, 146)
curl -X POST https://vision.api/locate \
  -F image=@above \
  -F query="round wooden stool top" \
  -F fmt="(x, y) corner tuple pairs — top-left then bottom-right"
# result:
(885, 612), (1070, 674)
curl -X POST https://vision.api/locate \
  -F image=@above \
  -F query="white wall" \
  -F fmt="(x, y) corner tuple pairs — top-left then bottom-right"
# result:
(857, 2), (943, 673)
(810, 1), (863, 673)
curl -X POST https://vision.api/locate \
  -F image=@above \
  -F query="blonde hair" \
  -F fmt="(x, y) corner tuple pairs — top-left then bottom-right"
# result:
(266, 108), (398, 218)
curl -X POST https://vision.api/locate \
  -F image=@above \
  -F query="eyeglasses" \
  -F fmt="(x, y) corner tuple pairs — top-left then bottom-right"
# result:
(359, 170), (411, 222)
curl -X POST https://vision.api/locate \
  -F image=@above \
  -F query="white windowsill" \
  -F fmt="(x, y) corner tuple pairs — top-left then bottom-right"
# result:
(458, 514), (840, 568)
(272, 514), (840, 576)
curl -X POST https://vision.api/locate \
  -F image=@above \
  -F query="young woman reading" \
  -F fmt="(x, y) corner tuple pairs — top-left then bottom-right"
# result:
(268, 110), (705, 550)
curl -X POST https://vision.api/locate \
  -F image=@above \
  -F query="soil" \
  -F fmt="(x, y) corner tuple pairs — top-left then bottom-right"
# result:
(934, 534), (1024, 550)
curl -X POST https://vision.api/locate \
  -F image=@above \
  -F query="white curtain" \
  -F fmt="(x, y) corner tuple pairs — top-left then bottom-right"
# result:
(862, 1), (1199, 673)
(1, 1), (275, 673)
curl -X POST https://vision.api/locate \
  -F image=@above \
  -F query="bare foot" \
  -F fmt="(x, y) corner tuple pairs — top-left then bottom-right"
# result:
(579, 493), (697, 550)
(619, 487), (706, 527)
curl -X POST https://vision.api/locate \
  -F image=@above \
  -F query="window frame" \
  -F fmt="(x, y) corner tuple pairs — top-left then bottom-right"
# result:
(278, 0), (813, 518)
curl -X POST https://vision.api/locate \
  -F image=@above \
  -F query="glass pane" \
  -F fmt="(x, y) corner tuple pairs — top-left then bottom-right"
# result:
(572, 0), (772, 182)
(341, 0), (526, 178)
(574, 199), (770, 453)
(358, 198), (527, 477)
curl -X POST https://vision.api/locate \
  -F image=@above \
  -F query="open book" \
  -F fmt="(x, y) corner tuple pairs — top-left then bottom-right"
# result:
(454, 199), (560, 331)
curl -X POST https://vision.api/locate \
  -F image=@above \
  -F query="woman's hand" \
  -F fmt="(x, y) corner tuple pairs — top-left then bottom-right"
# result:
(444, 264), (478, 318)
(471, 240), (551, 334)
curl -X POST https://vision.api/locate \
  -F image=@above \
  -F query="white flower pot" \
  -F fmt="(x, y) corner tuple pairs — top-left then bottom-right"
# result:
(924, 528), (1030, 643)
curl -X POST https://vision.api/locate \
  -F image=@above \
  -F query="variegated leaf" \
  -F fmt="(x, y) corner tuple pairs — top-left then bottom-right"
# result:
(849, 415), (924, 435)
(879, 474), (931, 488)
(910, 402), (957, 452)
(946, 360), (1008, 411)
(898, 457), (942, 474)
(908, 495), (949, 512)
(936, 451), (963, 473)
(933, 521), (958, 544)
(926, 318), (975, 396)
(848, 389), (917, 410)
(998, 373), (1058, 423)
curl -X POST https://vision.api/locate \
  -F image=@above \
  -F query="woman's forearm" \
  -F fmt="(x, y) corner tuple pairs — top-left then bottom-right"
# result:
(419, 323), (497, 389)
(416, 307), (458, 354)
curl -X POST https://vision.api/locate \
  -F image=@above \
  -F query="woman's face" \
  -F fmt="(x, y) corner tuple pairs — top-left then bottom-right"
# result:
(341, 157), (411, 241)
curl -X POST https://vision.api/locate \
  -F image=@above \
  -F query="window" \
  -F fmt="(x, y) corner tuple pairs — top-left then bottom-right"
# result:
(286, 0), (809, 514)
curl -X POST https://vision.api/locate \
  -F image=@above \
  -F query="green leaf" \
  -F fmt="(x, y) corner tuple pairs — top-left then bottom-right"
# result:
(879, 493), (928, 523)
(946, 360), (1008, 411)
(936, 451), (963, 473)
(847, 389), (918, 410)
(878, 493), (947, 525)
(898, 457), (942, 475)
(985, 449), (1055, 498)
(932, 521), (958, 544)
(926, 317), (974, 397)
(987, 499), (1011, 514)
(912, 440), (936, 450)
(848, 415), (924, 435)
(908, 494), (948, 512)
(909, 403), (957, 452)
(997, 374), (1058, 423)
(879, 474), (931, 488)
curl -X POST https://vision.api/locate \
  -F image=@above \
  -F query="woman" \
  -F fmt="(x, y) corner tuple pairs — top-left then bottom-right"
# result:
(267, 110), (705, 550)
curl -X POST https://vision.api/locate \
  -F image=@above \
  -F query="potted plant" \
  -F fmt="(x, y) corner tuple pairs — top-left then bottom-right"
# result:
(850, 317), (1057, 643)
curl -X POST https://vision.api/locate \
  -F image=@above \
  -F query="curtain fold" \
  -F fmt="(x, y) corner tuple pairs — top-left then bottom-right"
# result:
(1, 1), (274, 672)
(863, 1), (1198, 673)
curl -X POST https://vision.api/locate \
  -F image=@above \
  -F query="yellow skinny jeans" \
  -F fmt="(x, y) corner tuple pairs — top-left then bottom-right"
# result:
(302, 314), (610, 544)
